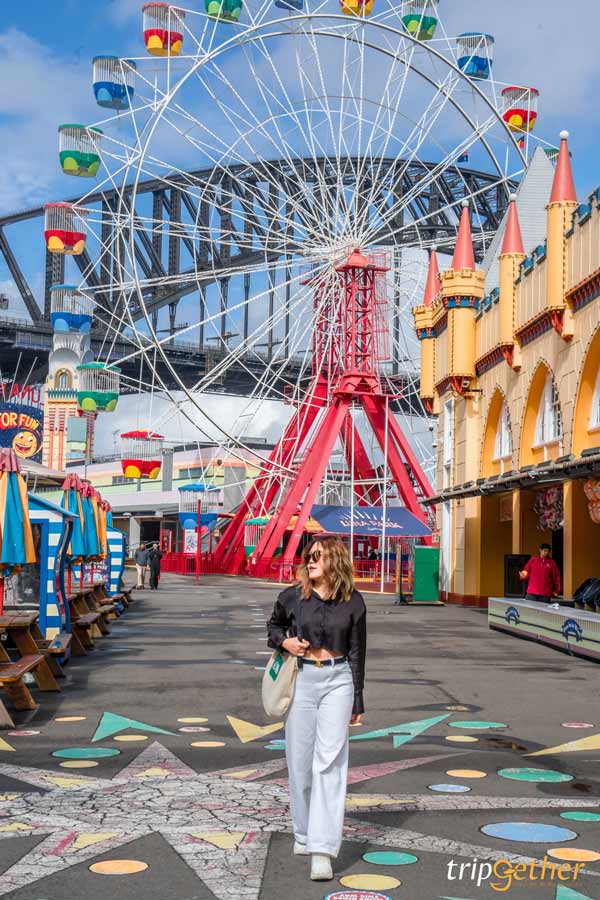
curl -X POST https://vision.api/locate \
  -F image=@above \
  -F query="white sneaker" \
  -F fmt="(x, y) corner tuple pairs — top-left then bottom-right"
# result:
(310, 854), (333, 880)
(294, 841), (310, 855)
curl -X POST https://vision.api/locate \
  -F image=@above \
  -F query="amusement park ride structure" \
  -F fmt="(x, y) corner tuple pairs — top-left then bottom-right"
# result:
(2, 0), (552, 575)
(214, 247), (434, 574)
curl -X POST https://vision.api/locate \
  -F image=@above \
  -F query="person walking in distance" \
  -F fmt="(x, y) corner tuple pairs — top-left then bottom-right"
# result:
(148, 543), (163, 590)
(519, 542), (562, 604)
(267, 537), (367, 882)
(134, 543), (149, 589)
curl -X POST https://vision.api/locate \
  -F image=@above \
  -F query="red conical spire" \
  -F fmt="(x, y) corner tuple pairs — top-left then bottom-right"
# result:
(550, 130), (576, 203)
(501, 194), (524, 255)
(452, 200), (475, 271)
(423, 249), (439, 307)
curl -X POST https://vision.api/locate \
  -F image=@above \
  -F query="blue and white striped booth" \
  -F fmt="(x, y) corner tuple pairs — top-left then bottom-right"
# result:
(27, 495), (73, 639)
(107, 525), (126, 603)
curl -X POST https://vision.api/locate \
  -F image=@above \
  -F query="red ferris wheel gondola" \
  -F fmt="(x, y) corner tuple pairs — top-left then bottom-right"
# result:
(120, 430), (164, 480)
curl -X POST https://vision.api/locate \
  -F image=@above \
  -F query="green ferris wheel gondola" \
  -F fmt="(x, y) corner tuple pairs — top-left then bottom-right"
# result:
(58, 124), (103, 178)
(76, 362), (121, 413)
(401, 0), (438, 41)
(205, 0), (243, 24)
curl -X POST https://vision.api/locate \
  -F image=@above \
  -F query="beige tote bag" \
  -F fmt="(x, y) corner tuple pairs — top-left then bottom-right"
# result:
(262, 587), (302, 718)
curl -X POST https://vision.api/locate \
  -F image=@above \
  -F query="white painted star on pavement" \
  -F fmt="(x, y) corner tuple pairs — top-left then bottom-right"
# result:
(1, 744), (600, 898)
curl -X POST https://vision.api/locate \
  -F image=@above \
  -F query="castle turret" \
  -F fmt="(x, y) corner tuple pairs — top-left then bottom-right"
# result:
(413, 249), (439, 411)
(440, 200), (486, 392)
(499, 194), (525, 367)
(546, 130), (577, 334)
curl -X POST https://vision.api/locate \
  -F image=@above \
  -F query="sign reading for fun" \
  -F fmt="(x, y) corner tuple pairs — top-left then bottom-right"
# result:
(0, 402), (44, 461)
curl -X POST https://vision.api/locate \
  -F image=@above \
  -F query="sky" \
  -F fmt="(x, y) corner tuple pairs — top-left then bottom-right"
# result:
(0, 0), (599, 456)
(1, 0), (598, 215)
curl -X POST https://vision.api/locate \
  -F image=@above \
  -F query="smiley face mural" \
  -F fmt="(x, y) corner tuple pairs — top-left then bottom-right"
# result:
(0, 402), (44, 462)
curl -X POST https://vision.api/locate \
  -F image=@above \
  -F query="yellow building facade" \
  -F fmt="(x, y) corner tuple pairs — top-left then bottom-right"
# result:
(414, 132), (600, 606)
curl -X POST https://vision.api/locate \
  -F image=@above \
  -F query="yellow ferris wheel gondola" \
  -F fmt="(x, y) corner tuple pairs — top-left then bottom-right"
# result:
(340, 0), (374, 18)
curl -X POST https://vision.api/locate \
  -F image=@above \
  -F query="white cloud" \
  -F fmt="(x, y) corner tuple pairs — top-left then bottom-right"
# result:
(0, 28), (92, 212)
(107, 0), (142, 27)
(93, 389), (292, 454)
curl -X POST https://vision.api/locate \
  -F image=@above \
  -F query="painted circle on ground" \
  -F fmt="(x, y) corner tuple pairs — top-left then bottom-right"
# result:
(59, 760), (99, 769)
(114, 735), (149, 743)
(362, 852), (417, 866)
(560, 812), (600, 822)
(498, 768), (574, 783)
(481, 822), (578, 843)
(450, 721), (507, 729)
(177, 717), (208, 724)
(191, 741), (226, 748)
(52, 748), (121, 760)
(562, 722), (594, 728)
(428, 784), (471, 793)
(547, 847), (600, 862)
(89, 859), (149, 875)
(178, 726), (210, 733)
(8, 730), (40, 737)
(446, 735), (478, 743)
(55, 716), (87, 722)
(446, 769), (487, 779)
(339, 875), (401, 890)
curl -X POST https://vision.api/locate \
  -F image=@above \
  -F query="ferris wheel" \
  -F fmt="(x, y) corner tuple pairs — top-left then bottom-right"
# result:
(46, 0), (539, 561)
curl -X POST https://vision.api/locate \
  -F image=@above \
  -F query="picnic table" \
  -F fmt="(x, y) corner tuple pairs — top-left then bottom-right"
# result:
(0, 612), (63, 727)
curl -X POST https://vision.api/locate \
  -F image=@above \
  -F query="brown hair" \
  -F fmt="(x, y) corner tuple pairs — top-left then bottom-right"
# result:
(297, 537), (355, 602)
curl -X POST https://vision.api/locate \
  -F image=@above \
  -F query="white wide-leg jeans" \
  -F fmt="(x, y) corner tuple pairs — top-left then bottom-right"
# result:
(285, 660), (354, 857)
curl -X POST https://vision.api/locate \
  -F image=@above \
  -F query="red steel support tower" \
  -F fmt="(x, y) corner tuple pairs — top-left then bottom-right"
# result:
(214, 248), (434, 574)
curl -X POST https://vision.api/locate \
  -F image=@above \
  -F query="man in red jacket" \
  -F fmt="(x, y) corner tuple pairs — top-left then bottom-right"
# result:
(519, 543), (562, 604)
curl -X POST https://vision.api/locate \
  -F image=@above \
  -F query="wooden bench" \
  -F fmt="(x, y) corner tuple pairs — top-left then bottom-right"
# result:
(81, 592), (114, 633)
(41, 633), (73, 673)
(47, 632), (72, 653)
(72, 612), (101, 651)
(0, 654), (45, 720)
(66, 595), (102, 654)
(0, 615), (62, 691)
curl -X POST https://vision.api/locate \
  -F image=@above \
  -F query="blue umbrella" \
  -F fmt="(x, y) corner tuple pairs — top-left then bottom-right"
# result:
(61, 474), (85, 560)
(81, 483), (100, 559)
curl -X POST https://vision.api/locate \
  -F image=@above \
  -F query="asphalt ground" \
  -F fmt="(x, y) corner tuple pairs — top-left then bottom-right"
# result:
(1, 573), (599, 900)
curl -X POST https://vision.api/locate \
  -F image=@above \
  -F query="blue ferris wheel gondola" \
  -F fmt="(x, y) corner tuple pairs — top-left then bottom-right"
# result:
(274, 0), (304, 9)
(456, 33), (494, 81)
(92, 56), (137, 110)
(50, 284), (95, 334)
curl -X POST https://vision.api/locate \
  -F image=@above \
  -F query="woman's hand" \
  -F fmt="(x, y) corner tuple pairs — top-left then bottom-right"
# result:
(350, 713), (363, 726)
(282, 637), (311, 657)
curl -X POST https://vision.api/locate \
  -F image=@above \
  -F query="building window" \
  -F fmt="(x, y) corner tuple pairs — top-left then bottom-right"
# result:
(443, 398), (454, 489)
(590, 368), (600, 430)
(535, 373), (562, 450)
(55, 369), (72, 390)
(494, 402), (513, 469)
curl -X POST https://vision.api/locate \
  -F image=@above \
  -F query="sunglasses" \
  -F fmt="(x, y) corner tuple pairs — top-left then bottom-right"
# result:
(307, 549), (322, 563)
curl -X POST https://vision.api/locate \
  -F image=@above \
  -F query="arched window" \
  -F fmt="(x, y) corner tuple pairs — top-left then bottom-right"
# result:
(535, 373), (562, 448)
(590, 367), (600, 431)
(55, 369), (72, 390)
(494, 402), (513, 465)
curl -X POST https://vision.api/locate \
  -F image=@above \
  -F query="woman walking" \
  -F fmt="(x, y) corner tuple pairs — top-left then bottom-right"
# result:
(267, 537), (367, 881)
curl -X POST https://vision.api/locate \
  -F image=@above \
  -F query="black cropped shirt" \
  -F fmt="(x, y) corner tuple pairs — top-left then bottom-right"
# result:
(267, 585), (367, 715)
